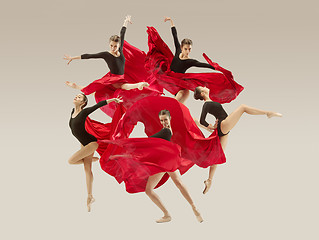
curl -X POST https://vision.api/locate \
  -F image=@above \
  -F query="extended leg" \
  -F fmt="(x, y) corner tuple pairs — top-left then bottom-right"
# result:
(145, 173), (171, 223)
(168, 171), (203, 223)
(221, 104), (282, 134)
(65, 81), (84, 91)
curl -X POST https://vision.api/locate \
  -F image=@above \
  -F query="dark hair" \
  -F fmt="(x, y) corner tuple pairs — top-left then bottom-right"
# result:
(159, 109), (171, 118)
(181, 38), (193, 47)
(194, 87), (204, 101)
(109, 35), (120, 44)
(80, 93), (88, 109)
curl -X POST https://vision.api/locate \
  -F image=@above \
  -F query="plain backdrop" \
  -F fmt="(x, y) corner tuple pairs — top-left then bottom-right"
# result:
(1, 0), (318, 239)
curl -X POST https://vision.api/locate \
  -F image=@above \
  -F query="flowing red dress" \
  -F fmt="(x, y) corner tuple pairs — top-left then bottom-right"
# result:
(145, 26), (244, 103)
(81, 41), (163, 117)
(99, 96), (226, 193)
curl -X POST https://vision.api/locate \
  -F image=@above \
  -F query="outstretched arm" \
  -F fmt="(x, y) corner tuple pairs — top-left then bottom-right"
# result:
(164, 17), (180, 53)
(85, 97), (123, 115)
(64, 52), (107, 65)
(63, 55), (81, 65)
(192, 60), (215, 70)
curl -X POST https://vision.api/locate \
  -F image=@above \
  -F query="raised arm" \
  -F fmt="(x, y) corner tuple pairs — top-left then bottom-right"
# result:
(120, 15), (132, 51)
(164, 17), (180, 52)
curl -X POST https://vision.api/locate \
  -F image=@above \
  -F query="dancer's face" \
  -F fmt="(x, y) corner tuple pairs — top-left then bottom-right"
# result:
(109, 41), (120, 53)
(181, 44), (192, 57)
(199, 86), (209, 97)
(73, 94), (86, 107)
(159, 114), (171, 128)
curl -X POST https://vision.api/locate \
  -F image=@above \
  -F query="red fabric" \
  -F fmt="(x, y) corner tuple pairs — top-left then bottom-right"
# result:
(99, 96), (225, 193)
(82, 41), (163, 117)
(146, 26), (244, 103)
(100, 138), (191, 193)
(112, 96), (226, 168)
(84, 104), (126, 156)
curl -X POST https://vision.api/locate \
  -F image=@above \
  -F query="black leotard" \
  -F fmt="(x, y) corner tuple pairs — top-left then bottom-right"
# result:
(149, 128), (172, 141)
(81, 27), (126, 75)
(200, 101), (229, 137)
(69, 100), (108, 146)
(169, 27), (215, 73)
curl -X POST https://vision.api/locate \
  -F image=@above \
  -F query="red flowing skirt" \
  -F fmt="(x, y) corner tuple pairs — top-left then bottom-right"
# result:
(100, 138), (193, 193)
(81, 41), (163, 117)
(112, 96), (226, 168)
(146, 26), (244, 103)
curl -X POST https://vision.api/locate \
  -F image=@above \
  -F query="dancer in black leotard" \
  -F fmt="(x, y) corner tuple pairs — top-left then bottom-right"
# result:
(64, 15), (149, 93)
(68, 93), (122, 211)
(144, 110), (203, 223)
(164, 17), (216, 103)
(194, 86), (282, 194)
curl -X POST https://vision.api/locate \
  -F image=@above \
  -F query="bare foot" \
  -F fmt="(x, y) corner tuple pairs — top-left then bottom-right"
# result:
(92, 157), (99, 162)
(267, 112), (283, 118)
(192, 207), (203, 223)
(137, 82), (149, 90)
(203, 179), (212, 194)
(87, 195), (95, 212)
(156, 215), (172, 223)
(65, 81), (78, 89)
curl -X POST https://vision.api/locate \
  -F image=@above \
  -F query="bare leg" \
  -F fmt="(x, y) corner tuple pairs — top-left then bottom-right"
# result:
(83, 156), (95, 212)
(203, 135), (228, 194)
(175, 89), (189, 104)
(65, 81), (84, 90)
(221, 104), (282, 134)
(68, 142), (98, 165)
(145, 173), (171, 223)
(168, 171), (203, 223)
(116, 82), (149, 90)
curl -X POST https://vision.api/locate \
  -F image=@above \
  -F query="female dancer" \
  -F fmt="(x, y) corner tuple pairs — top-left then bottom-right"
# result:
(193, 86), (282, 194)
(68, 93), (122, 211)
(64, 15), (159, 117)
(146, 110), (203, 223)
(100, 110), (203, 223)
(145, 17), (243, 104)
(165, 17), (215, 103)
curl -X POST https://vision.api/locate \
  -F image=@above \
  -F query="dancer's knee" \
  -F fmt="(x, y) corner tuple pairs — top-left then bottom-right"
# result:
(145, 188), (154, 197)
(240, 104), (248, 112)
(68, 157), (75, 165)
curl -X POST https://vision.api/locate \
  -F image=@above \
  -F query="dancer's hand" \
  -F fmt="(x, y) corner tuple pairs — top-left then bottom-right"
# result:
(208, 120), (218, 130)
(163, 122), (170, 129)
(63, 54), (73, 65)
(113, 96), (123, 103)
(164, 16), (174, 27)
(124, 15), (132, 25)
